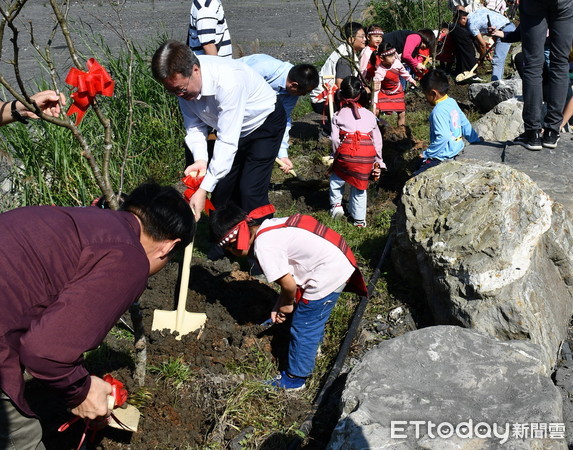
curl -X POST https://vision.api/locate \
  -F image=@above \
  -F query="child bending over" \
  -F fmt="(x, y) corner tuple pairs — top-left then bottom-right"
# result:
(210, 203), (367, 390)
(330, 76), (385, 228)
(367, 43), (417, 127)
(415, 69), (482, 175)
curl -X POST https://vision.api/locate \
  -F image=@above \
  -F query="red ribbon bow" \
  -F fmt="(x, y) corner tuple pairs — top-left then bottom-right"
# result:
(182, 174), (215, 215)
(65, 58), (115, 125)
(218, 204), (276, 251)
(58, 374), (129, 450)
(315, 82), (339, 104)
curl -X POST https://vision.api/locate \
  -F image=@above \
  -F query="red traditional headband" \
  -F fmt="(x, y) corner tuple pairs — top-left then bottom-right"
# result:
(379, 47), (397, 57)
(368, 30), (384, 36)
(218, 204), (276, 250)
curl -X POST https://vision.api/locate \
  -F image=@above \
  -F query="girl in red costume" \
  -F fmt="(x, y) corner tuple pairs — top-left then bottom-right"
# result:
(329, 76), (385, 228)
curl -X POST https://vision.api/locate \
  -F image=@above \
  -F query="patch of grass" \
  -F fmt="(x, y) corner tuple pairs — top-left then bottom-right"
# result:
(109, 325), (134, 341)
(149, 357), (193, 389)
(226, 343), (276, 377)
(128, 387), (153, 409)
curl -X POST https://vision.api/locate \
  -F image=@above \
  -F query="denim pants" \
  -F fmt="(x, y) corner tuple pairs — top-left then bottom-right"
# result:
(491, 23), (516, 81)
(520, 0), (573, 132)
(329, 173), (367, 221)
(0, 391), (45, 450)
(288, 290), (341, 377)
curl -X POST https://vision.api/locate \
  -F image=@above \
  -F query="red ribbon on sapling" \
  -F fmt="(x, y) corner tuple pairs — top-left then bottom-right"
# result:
(65, 58), (115, 125)
(58, 374), (130, 450)
(182, 174), (215, 215)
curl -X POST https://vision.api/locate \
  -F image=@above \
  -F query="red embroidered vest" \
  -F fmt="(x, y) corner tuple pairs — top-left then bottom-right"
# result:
(333, 131), (377, 190)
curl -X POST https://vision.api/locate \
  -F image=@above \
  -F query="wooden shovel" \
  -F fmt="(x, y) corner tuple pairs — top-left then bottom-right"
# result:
(323, 74), (335, 120)
(455, 42), (496, 84)
(151, 240), (207, 339)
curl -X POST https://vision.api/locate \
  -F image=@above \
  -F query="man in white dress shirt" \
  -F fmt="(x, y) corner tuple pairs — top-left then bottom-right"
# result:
(151, 40), (286, 222)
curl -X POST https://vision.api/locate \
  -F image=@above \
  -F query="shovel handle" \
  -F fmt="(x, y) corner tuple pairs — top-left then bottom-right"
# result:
(176, 241), (194, 330)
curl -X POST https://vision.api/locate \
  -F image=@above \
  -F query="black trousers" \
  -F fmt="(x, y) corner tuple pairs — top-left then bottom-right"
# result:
(211, 99), (286, 220)
(450, 25), (477, 75)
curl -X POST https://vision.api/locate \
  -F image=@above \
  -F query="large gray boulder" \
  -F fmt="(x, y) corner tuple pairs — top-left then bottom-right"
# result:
(328, 326), (565, 450)
(468, 79), (522, 113)
(392, 160), (573, 370)
(473, 98), (524, 141)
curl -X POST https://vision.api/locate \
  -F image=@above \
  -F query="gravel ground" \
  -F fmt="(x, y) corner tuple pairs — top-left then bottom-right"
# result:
(0, 0), (368, 88)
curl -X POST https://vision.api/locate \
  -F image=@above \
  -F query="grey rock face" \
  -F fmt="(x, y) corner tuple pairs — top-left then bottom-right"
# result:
(328, 326), (565, 450)
(473, 98), (524, 141)
(468, 79), (522, 113)
(392, 160), (573, 369)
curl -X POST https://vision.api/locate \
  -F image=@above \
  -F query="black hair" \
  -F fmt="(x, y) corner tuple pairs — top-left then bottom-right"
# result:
(287, 64), (320, 91)
(339, 76), (363, 101)
(151, 40), (200, 81)
(92, 192), (128, 209)
(417, 29), (437, 53)
(342, 22), (364, 40)
(371, 42), (395, 68)
(210, 202), (248, 244)
(120, 182), (196, 253)
(420, 69), (450, 96)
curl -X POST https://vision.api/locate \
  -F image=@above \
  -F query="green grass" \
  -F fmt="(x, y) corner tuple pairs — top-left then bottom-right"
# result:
(149, 357), (193, 389)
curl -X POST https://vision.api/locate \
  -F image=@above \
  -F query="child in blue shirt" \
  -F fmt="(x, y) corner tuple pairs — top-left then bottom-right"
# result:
(416, 69), (482, 175)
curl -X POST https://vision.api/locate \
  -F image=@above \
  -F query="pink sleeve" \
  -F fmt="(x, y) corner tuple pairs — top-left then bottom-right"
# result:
(359, 47), (373, 75)
(371, 117), (385, 168)
(402, 34), (422, 70)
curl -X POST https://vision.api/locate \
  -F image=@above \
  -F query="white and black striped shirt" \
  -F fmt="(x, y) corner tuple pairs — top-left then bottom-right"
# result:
(188, 0), (232, 58)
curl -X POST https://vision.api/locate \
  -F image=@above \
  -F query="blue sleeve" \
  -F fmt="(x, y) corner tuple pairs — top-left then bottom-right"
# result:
(460, 108), (480, 143)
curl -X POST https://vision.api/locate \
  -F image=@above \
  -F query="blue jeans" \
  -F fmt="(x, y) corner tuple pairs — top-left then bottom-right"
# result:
(520, 0), (573, 132)
(329, 173), (367, 221)
(492, 23), (516, 81)
(288, 290), (341, 377)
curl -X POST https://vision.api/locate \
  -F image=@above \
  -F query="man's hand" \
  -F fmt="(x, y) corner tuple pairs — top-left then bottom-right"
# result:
(184, 160), (208, 177)
(71, 375), (112, 420)
(25, 90), (66, 119)
(189, 188), (207, 221)
(278, 157), (294, 174)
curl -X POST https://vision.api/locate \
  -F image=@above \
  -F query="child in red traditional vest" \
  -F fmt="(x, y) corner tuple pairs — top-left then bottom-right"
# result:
(329, 76), (385, 228)
(210, 203), (368, 390)
(359, 25), (384, 81)
(367, 43), (417, 127)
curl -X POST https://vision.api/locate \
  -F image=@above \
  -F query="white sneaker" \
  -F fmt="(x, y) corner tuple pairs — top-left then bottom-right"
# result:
(330, 204), (344, 219)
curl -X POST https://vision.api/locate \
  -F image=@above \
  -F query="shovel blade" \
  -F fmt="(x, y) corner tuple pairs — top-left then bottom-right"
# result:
(108, 404), (140, 432)
(151, 309), (207, 340)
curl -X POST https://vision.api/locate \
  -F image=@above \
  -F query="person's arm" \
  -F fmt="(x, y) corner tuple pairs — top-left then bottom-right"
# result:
(371, 116), (386, 169)
(0, 90), (65, 126)
(422, 107), (450, 159)
(396, 61), (416, 84)
(402, 34), (423, 71)
(201, 42), (219, 56)
(277, 94), (297, 171)
(18, 245), (148, 415)
(474, 32), (488, 57)
(459, 108), (480, 143)
(271, 272), (297, 324)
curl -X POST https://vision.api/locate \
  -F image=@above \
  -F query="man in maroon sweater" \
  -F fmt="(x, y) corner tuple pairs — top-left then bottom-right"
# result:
(0, 182), (195, 449)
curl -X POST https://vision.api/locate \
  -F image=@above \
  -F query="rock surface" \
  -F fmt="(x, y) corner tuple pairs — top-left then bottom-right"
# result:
(328, 326), (565, 450)
(473, 98), (524, 141)
(393, 160), (573, 369)
(468, 79), (522, 113)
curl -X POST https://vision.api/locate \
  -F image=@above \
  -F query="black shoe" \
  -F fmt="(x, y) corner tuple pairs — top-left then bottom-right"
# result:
(515, 130), (542, 151)
(542, 129), (560, 149)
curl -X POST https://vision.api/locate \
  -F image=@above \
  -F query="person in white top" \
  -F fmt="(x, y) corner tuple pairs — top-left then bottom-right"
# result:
(151, 41), (286, 222)
(188, 0), (233, 57)
(210, 202), (367, 390)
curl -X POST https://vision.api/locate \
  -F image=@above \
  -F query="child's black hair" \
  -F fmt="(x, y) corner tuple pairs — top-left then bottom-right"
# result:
(339, 76), (363, 101)
(420, 69), (450, 96)
(210, 202), (248, 244)
(342, 21), (364, 40)
(366, 24), (383, 36)
(371, 42), (395, 68)
(288, 64), (320, 92)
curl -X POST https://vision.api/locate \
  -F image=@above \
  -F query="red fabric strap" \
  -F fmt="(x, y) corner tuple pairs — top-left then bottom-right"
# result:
(219, 204), (276, 250)
(255, 214), (368, 297)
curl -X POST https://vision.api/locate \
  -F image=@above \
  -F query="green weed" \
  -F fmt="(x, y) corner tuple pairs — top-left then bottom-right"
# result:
(149, 357), (193, 389)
